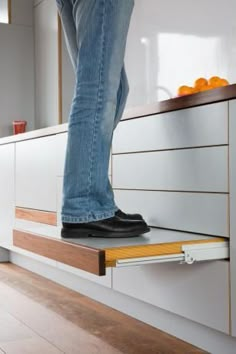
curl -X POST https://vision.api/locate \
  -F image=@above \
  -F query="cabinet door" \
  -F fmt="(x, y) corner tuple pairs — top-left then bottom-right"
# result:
(112, 261), (230, 334)
(114, 190), (229, 237)
(16, 136), (58, 212)
(113, 147), (228, 193)
(229, 99), (236, 337)
(0, 144), (15, 246)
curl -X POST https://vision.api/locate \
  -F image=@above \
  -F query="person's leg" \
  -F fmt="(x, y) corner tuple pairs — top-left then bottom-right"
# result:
(56, 0), (129, 130)
(57, 1), (144, 225)
(57, 0), (149, 236)
(61, 0), (135, 223)
(56, 0), (77, 73)
(113, 66), (129, 130)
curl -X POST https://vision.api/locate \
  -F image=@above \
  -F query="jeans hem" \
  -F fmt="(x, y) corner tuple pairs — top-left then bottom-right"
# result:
(61, 207), (119, 223)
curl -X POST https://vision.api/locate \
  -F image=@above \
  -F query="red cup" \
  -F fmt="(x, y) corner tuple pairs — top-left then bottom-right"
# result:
(13, 120), (27, 135)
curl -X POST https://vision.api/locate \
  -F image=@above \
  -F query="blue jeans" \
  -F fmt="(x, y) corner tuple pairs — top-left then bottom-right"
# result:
(56, 0), (134, 223)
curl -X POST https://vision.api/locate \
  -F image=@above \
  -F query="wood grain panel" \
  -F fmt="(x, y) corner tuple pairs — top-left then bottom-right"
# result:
(15, 207), (57, 226)
(13, 230), (105, 276)
(122, 84), (236, 120)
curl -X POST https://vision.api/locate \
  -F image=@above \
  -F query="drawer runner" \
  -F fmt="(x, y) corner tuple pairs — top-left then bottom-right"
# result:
(115, 241), (229, 267)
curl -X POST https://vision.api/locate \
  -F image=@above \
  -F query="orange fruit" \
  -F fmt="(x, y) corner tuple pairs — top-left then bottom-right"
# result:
(198, 85), (213, 92)
(177, 85), (195, 96)
(194, 77), (208, 88)
(208, 76), (222, 88)
(192, 87), (200, 93)
(219, 78), (229, 86)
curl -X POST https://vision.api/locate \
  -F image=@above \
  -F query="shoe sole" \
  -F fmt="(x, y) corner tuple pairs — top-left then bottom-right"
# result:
(61, 225), (150, 239)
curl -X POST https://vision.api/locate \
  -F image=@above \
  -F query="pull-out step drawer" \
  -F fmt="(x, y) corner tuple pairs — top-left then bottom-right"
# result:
(13, 228), (229, 276)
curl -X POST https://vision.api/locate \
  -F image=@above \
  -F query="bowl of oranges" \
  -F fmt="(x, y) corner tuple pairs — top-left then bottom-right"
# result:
(177, 76), (229, 97)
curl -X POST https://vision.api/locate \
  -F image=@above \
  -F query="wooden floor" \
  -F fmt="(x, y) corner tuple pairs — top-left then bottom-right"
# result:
(0, 263), (207, 354)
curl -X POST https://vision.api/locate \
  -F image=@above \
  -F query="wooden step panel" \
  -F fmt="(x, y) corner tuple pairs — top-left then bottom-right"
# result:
(15, 207), (57, 226)
(13, 230), (105, 276)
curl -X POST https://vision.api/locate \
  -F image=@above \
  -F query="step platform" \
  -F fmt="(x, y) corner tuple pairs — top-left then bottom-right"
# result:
(13, 227), (229, 276)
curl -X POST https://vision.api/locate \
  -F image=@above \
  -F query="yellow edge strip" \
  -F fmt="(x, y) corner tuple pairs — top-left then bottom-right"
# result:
(105, 237), (225, 267)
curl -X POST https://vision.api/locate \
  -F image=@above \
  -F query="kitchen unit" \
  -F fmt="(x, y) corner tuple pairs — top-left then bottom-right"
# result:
(1, 85), (236, 353)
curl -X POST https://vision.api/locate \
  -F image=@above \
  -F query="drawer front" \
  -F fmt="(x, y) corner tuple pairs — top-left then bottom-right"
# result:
(229, 99), (236, 337)
(16, 136), (58, 212)
(113, 146), (228, 192)
(112, 261), (230, 334)
(113, 102), (228, 153)
(0, 144), (15, 245)
(55, 132), (68, 176)
(114, 190), (229, 237)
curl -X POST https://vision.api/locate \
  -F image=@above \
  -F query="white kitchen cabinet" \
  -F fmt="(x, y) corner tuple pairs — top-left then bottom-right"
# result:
(113, 102), (228, 153)
(15, 135), (58, 212)
(112, 260), (229, 334)
(0, 144), (15, 246)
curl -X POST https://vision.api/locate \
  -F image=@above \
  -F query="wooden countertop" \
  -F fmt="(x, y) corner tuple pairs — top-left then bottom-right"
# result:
(123, 83), (236, 120)
(1, 84), (236, 146)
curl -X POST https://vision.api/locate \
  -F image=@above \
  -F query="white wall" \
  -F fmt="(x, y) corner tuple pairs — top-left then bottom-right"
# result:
(0, 0), (8, 23)
(0, 23), (34, 138)
(0, 0), (35, 138)
(34, 0), (59, 129)
(60, 0), (236, 121)
(11, 0), (34, 26)
(125, 0), (236, 105)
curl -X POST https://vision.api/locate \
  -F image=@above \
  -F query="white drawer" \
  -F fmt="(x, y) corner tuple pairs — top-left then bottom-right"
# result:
(112, 260), (229, 334)
(0, 144), (15, 245)
(113, 146), (228, 192)
(114, 190), (229, 237)
(16, 136), (58, 212)
(113, 102), (228, 153)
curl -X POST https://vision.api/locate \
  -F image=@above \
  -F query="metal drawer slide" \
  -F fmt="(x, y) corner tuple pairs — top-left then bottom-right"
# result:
(116, 241), (229, 267)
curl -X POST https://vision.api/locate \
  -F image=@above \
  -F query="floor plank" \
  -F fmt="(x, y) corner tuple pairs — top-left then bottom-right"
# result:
(0, 263), (207, 354)
(0, 337), (63, 354)
(0, 309), (35, 343)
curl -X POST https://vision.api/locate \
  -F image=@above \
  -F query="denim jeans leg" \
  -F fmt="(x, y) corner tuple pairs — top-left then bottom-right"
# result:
(57, 1), (129, 128)
(56, 0), (78, 73)
(113, 65), (129, 130)
(58, 2), (131, 222)
(60, 0), (134, 223)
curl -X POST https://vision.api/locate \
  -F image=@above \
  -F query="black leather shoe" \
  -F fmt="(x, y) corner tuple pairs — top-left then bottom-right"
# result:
(61, 215), (150, 238)
(115, 209), (143, 221)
